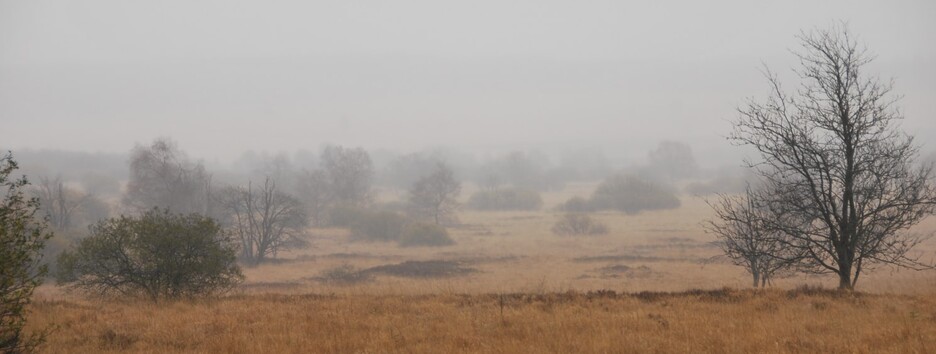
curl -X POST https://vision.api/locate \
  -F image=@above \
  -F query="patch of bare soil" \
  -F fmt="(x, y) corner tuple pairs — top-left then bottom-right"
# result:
(362, 260), (477, 278)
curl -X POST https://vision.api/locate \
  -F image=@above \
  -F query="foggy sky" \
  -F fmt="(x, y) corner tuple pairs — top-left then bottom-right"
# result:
(2, 0), (934, 165)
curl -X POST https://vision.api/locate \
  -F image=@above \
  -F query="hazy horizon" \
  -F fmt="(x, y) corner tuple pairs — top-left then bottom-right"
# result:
(2, 1), (934, 165)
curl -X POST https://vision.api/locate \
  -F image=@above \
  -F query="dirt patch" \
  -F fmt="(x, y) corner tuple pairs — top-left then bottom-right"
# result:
(454, 255), (525, 264)
(239, 281), (304, 290)
(362, 260), (477, 278)
(597, 264), (654, 278)
(309, 265), (374, 285)
(572, 254), (670, 263)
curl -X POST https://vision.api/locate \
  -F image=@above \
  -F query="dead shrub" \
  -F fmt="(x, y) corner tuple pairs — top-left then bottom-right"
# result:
(399, 222), (455, 247)
(551, 213), (609, 236)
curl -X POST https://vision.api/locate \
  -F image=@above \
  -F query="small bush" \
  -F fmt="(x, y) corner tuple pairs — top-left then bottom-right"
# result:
(399, 222), (455, 247)
(467, 188), (543, 211)
(557, 196), (593, 212)
(326, 205), (369, 228)
(551, 213), (609, 236)
(348, 210), (408, 242)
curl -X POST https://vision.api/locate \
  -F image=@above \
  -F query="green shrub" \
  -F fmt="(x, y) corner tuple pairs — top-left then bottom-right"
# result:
(56, 209), (243, 301)
(399, 222), (455, 247)
(1, 153), (53, 353)
(467, 188), (543, 211)
(551, 213), (609, 236)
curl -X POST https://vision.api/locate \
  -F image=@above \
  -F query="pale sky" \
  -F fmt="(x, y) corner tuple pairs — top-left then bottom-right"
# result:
(2, 0), (934, 164)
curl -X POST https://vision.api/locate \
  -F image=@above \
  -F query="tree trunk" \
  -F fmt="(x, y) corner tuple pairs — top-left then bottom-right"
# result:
(837, 263), (853, 290)
(752, 269), (760, 288)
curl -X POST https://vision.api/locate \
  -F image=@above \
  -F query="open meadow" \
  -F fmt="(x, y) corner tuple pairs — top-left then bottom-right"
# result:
(6, 4), (936, 353)
(27, 186), (936, 353)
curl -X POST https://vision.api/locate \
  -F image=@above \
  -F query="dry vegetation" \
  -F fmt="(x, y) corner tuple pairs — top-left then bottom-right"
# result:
(26, 289), (936, 353)
(28, 187), (936, 353)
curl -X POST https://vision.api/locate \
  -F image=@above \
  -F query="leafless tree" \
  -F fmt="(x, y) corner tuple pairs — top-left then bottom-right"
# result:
(32, 176), (86, 232)
(408, 162), (461, 225)
(320, 145), (373, 207)
(124, 138), (214, 215)
(219, 178), (308, 263)
(732, 25), (936, 290)
(295, 169), (331, 227)
(705, 187), (803, 288)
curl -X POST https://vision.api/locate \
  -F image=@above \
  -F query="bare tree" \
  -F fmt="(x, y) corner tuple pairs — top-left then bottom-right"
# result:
(219, 178), (308, 263)
(408, 162), (461, 225)
(321, 145), (373, 208)
(32, 176), (86, 232)
(732, 25), (936, 290)
(295, 169), (331, 227)
(705, 187), (803, 288)
(124, 138), (214, 215)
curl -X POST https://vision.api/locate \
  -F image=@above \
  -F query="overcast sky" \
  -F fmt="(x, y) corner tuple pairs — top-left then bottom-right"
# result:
(2, 0), (934, 165)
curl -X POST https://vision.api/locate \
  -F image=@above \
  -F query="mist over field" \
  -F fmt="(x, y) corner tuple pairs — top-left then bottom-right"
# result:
(3, 1), (936, 353)
(3, 1), (936, 165)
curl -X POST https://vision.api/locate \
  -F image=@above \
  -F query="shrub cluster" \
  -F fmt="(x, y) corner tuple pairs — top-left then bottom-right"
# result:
(559, 175), (680, 214)
(343, 208), (455, 247)
(467, 188), (543, 211)
(551, 213), (609, 236)
(56, 210), (244, 301)
(399, 222), (455, 247)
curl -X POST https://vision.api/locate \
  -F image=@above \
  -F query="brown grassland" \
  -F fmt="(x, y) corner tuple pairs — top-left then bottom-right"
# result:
(26, 183), (936, 353)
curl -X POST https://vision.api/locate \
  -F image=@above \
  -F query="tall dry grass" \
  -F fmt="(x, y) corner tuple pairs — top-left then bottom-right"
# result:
(27, 190), (936, 353)
(27, 289), (936, 353)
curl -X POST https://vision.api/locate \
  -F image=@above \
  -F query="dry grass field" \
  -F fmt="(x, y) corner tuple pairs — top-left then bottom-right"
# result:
(27, 184), (936, 353)
(26, 289), (936, 353)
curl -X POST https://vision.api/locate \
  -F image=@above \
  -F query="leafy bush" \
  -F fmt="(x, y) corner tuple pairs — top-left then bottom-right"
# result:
(467, 188), (543, 211)
(551, 213), (609, 236)
(589, 175), (680, 214)
(1, 153), (53, 353)
(56, 210), (243, 301)
(399, 222), (455, 247)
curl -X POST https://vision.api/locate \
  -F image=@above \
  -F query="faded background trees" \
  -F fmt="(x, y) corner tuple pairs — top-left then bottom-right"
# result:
(218, 178), (308, 264)
(124, 138), (213, 215)
(706, 187), (802, 288)
(408, 162), (461, 225)
(31, 176), (110, 233)
(320, 145), (373, 208)
(729, 25), (936, 290)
